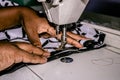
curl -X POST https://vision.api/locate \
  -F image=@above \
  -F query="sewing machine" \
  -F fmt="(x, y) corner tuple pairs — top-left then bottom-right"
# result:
(37, 0), (89, 49)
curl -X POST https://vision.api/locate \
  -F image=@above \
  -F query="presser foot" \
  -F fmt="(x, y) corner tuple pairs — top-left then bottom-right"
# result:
(56, 42), (66, 50)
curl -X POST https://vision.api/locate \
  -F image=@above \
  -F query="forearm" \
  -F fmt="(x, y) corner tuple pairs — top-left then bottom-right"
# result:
(0, 6), (38, 30)
(0, 7), (22, 31)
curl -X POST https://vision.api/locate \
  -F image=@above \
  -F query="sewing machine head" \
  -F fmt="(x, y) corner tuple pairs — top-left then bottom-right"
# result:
(37, 0), (89, 49)
(37, 0), (89, 25)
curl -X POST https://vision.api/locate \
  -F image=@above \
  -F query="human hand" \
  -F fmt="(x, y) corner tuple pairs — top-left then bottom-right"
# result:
(55, 31), (88, 48)
(24, 17), (88, 49)
(0, 41), (50, 71)
(24, 17), (56, 48)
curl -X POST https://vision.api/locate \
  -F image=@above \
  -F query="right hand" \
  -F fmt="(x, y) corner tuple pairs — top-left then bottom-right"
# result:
(0, 41), (50, 71)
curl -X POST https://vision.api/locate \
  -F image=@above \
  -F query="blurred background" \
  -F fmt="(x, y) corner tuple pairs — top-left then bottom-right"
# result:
(85, 0), (120, 17)
(11, 0), (120, 17)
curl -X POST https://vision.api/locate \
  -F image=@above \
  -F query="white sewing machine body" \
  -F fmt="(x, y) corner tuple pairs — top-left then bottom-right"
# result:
(37, 0), (89, 25)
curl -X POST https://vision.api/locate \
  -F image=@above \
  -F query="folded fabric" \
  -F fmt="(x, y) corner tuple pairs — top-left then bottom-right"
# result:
(71, 23), (106, 49)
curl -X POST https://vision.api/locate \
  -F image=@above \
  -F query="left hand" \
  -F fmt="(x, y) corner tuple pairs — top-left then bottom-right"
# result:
(0, 41), (50, 71)
(24, 17), (56, 48)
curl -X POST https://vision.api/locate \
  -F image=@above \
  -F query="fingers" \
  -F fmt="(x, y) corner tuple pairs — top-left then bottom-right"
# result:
(13, 42), (50, 58)
(15, 49), (48, 64)
(21, 53), (47, 64)
(37, 18), (56, 37)
(66, 36), (83, 48)
(47, 26), (56, 37)
(33, 42), (42, 48)
(67, 32), (87, 40)
(24, 21), (42, 47)
(56, 33), (83, 48)
(40, 50), (50, 58)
